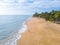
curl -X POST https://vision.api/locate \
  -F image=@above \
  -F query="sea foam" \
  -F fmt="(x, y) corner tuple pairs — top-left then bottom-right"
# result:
(5, 23), (27, 45)
(0, 15), (32, 45)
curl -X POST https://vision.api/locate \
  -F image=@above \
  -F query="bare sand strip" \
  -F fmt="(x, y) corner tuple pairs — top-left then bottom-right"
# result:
(17, 17), (60, 45)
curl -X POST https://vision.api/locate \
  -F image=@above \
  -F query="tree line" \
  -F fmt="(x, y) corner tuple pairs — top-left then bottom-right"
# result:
(33, 10), (60, 24)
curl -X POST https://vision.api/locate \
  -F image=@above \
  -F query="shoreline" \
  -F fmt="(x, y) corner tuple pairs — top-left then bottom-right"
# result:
(5, 22), (27, 45)
(5, 15), (32, 45)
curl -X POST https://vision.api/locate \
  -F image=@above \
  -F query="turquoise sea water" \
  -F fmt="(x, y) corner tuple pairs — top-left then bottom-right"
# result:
(0, 15), (32, 45)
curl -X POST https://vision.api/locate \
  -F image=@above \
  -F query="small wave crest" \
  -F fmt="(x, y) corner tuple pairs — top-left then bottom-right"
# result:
(5, 23), (27, 45)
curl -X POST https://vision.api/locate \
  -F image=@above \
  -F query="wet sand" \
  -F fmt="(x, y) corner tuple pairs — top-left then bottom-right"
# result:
(17, 17), (60, 45)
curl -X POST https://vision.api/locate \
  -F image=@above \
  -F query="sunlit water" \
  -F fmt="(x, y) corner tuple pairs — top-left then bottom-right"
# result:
(0, 15), (32, 45)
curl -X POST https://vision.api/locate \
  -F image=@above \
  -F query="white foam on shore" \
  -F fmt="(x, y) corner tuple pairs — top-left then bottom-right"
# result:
(4, 15), (32, 45)
(5, 23), (27, 45)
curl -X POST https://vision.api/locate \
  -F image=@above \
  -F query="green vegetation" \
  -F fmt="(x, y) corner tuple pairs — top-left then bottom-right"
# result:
(33, 10), (60, 24)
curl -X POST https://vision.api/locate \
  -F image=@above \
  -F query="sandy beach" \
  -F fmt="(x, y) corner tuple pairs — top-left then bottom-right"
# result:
(17, 17), (60, 45)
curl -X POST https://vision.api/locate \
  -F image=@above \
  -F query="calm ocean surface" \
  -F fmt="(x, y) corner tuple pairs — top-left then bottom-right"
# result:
(0, 15), (32, 45)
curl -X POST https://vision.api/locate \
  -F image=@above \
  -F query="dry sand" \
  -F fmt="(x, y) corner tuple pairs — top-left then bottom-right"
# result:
(17, 17), (60, 45)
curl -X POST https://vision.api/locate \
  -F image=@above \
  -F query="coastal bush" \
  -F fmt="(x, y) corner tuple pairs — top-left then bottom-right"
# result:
(33, 10), (60, 24)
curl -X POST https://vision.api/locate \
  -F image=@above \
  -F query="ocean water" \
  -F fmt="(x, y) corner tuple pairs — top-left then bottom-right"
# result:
(0, 15), (32, 45)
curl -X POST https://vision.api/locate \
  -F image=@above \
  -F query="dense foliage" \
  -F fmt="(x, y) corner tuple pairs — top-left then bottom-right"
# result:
(33, 10), (60, 24)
